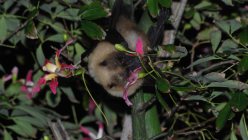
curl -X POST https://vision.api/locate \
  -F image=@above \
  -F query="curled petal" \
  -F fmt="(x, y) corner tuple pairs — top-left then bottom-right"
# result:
(96, 122), (104, 138)
(55, 51), (61, 68)
(135, 37), (144, 56)
(49, 79), (58, 94)
(80, 126), (97, 139)
(43, 60), (58, 73)
(11, 66), (18, 76)
(61, 63), (76, 70)
(123, 82), (133, 106)
(44, 74), (57, 81)
(3, 75), (12, 82)
(123, 67), (142, 106)
(26, 70), (33, 82)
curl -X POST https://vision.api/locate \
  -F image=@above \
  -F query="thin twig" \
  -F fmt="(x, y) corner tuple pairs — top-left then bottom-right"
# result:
(175, 117), (216, 134)
(197, 60), (236, 75)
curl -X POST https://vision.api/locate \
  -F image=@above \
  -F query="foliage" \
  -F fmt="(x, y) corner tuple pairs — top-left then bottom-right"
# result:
(0, 0), (248, 139)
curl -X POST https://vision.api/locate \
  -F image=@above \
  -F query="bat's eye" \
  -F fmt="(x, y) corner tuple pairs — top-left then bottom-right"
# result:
(99, 60), (107, 66)
(108, 83), (116, 89)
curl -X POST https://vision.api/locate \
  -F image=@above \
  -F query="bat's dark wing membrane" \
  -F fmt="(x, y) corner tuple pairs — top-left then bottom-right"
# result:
(147, 8), (171, 49)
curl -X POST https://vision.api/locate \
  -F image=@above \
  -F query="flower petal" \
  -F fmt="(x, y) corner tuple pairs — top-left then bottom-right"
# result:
(88, 98), (96, 114)
(32, 85), (41, 94)
(55, 50), (61, 68)
(122, 67), (142, 106)
(123, 82), (133, 106)
(20, 86), (28, 93)
(26, 70), (33, 82)
(135, 37), (144, 56)
(38, 77), (46, 85)
(11, 66), (18, 76)
(43, 60), (58, 73)
(49, 79), (58, 94)
(44, 74), (57, 81)
(61, 63), (76, 70)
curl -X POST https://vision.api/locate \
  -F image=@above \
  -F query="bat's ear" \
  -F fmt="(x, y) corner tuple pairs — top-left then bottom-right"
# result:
(147, 8), (171, 50)
(110, 0), (133, 29)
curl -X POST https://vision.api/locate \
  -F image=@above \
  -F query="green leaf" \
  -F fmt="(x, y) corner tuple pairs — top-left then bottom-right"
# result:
(190, 12), (201, 30)
(56, 8), (80, 21)
(0, 16), (7, 42)
(210, 30), (222, 53)
(46, 90), (61, 107)
(216, 20), (230, 34)
(5, 82), (22, 97)
(218, 39), (238, 53)
(216, 103), (231, 130)
(147, 0), (159, 17)
(184, 95), (208, 102)
(79, 1), (108, 20)
(36, 45), (45, 66)
(155, 89), (170, 112)
(3, 1), (14, 11)
(229, 92), (248, 112)
(230, 127), (238, 140)
(46, 34), (64, 43)
(80, 20), (106, 40)
(60, 87), (79, 103)
(80, 116), (97, 124)
(4, 129), (13, 140)
(8, 119), (37, 138)
(156, 78), (170, 93)
(194, 1), (212, 10)
(103, 105), (117, 134)
(74, 43), (85, 63)
(14, 105), (48, 126)
(229, 20), (242, 34)
(207, 80), (248, 90)
(216, 20), (242, 34)
(25, 21), (38, 39)
(239, 26), (248, 46)
(239, 114), (248, 140)
(222, 0), (233, 6)
(186, 56), (220, 69)
(158, 0), (172, 8)
(196, 28), (213, 41)
(204, 72), (226, 82)
(238, 55), (248, 74)
(12, 116), (46, 128)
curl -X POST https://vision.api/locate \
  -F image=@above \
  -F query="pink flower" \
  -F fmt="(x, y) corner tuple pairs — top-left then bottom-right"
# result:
(123, 67), (142, 106)
(80, 122), (104, 140)
(21, 70), (41, 99)
(3, 66), (18, 82)
(38, 39), (76, 94)
(135, 37), (144, 56)
(88, 98), (96, 115)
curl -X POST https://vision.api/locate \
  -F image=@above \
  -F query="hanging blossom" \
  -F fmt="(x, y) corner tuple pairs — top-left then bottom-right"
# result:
(114, 37), (144, 57)
(3, 66), (18, 83)
(135, 37), (144, 56)
(88, 98), (96, 115)
(80, 122), (104, 140)
(122, 37), (144, 106)
(38, 39), (76, 94)
(21, 70), (41, 99)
